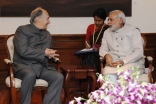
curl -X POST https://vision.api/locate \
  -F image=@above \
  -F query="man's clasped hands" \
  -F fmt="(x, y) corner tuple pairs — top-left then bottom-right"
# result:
(105, 54), (124, 67)
(45, 48), (59, 59)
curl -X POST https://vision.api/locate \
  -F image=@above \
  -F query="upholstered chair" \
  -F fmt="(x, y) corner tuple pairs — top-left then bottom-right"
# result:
(4, 34), (62, 104)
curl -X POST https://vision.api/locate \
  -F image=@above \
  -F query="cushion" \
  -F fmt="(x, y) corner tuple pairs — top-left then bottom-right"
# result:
(138, 74), (149, 83)
(144, 67), (154, 74)
(5, 76), (48, 88)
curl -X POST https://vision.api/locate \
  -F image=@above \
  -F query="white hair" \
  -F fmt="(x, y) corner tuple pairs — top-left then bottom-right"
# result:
(110, 10), (126, 24)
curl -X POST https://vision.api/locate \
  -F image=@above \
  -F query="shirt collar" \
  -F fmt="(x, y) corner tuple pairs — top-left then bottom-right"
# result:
(31, 23), (43, 32)
(116, 24), (127, 33)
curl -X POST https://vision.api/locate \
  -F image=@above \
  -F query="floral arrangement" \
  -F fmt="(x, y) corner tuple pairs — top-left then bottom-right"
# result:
(69, 65), (156, 104)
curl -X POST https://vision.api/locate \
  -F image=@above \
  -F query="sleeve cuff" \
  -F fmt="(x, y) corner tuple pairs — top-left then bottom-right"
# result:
(123, 59), (127, 64)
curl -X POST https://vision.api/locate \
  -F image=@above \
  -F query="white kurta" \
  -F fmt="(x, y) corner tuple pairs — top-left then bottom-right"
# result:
(99, 24), (144, 75)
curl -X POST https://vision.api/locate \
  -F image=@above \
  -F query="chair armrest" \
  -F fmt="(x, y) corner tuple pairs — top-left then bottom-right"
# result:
(50, 57), (61, 73)
(146, 56), (154, 72)
(50, 57), (61, 63)
(146, 56), (154, 83)
(4, 58), (12, 65)
(4, 58), (15, 87)
(100, 56), (104, 75)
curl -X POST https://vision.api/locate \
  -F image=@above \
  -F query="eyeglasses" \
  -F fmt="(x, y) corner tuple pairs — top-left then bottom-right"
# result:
(107, 17), (119, 22)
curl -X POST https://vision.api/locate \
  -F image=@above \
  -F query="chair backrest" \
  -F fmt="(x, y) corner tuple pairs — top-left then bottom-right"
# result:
(4, 34), (14, 62)
(141, 34), (149, 68)
(141, 34), (147, 50)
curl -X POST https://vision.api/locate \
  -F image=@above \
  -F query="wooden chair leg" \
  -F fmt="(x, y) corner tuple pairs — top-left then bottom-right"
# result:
(60, 88), (65, 104)
(41, 90), (45, 102)
(148, 73), (153, 83)
(11, 87), (17, 104)
(87, 77), (91, 94)
(65, 74), (71, 104)
(88, 73), (96, 92)
(7, 88), (11, 104)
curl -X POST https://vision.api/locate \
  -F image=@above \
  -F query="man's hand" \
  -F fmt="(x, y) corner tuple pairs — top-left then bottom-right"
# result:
(105, 54), (113, 67)
(112, 60), (124, 67)
(45, 48), (59, 59)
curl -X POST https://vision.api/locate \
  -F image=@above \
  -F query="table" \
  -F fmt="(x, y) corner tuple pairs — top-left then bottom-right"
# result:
(61, 65), (97, 103)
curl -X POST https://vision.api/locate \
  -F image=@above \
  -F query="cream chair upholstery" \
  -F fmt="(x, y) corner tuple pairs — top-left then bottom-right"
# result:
(4, 34), (61, 104)
(5, 76), (48, 88)
(100, 34), (154, 83)
(138, 58), (154, 83)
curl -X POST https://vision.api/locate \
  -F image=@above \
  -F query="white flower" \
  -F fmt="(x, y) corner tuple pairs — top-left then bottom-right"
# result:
(70, 66), (156, 104)
(97, 74), (104, 82)
(136, 100), (142, 104)
(74, 97), (82, 103)
(91, 91), (99, 100)
(146, 95), (154, 100)
(69, 100), (75, 104)
(119, 89), (125, 96)
(84, 99), (92, 104)
(103, 96), (111, 104)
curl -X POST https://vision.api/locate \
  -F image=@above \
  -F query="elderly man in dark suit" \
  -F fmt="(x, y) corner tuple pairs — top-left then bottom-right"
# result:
(12, 7), (64, 104)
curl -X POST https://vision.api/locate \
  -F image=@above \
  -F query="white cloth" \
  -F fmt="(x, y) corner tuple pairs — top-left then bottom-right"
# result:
(99, 24), (144, 74)
(105, 74), (118, 86)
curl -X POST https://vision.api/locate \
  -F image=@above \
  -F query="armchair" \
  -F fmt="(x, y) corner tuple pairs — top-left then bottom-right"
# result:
(4, 34), (62, 104)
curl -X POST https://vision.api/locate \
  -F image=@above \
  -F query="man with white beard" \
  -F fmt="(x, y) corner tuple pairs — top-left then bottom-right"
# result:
(99, 10), (144, 86)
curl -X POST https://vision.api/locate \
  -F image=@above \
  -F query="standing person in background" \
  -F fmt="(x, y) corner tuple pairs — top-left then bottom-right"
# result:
(99, 10), (144, 86)
(13, 7), (64, 104)
(80, 8), (108, 73)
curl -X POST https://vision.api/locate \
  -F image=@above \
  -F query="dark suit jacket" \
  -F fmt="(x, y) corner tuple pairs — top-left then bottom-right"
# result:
(13, 24), (56, 77)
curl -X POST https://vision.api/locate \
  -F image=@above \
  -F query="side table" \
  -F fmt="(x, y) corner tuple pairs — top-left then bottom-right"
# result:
(61, 65), (97, 103)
